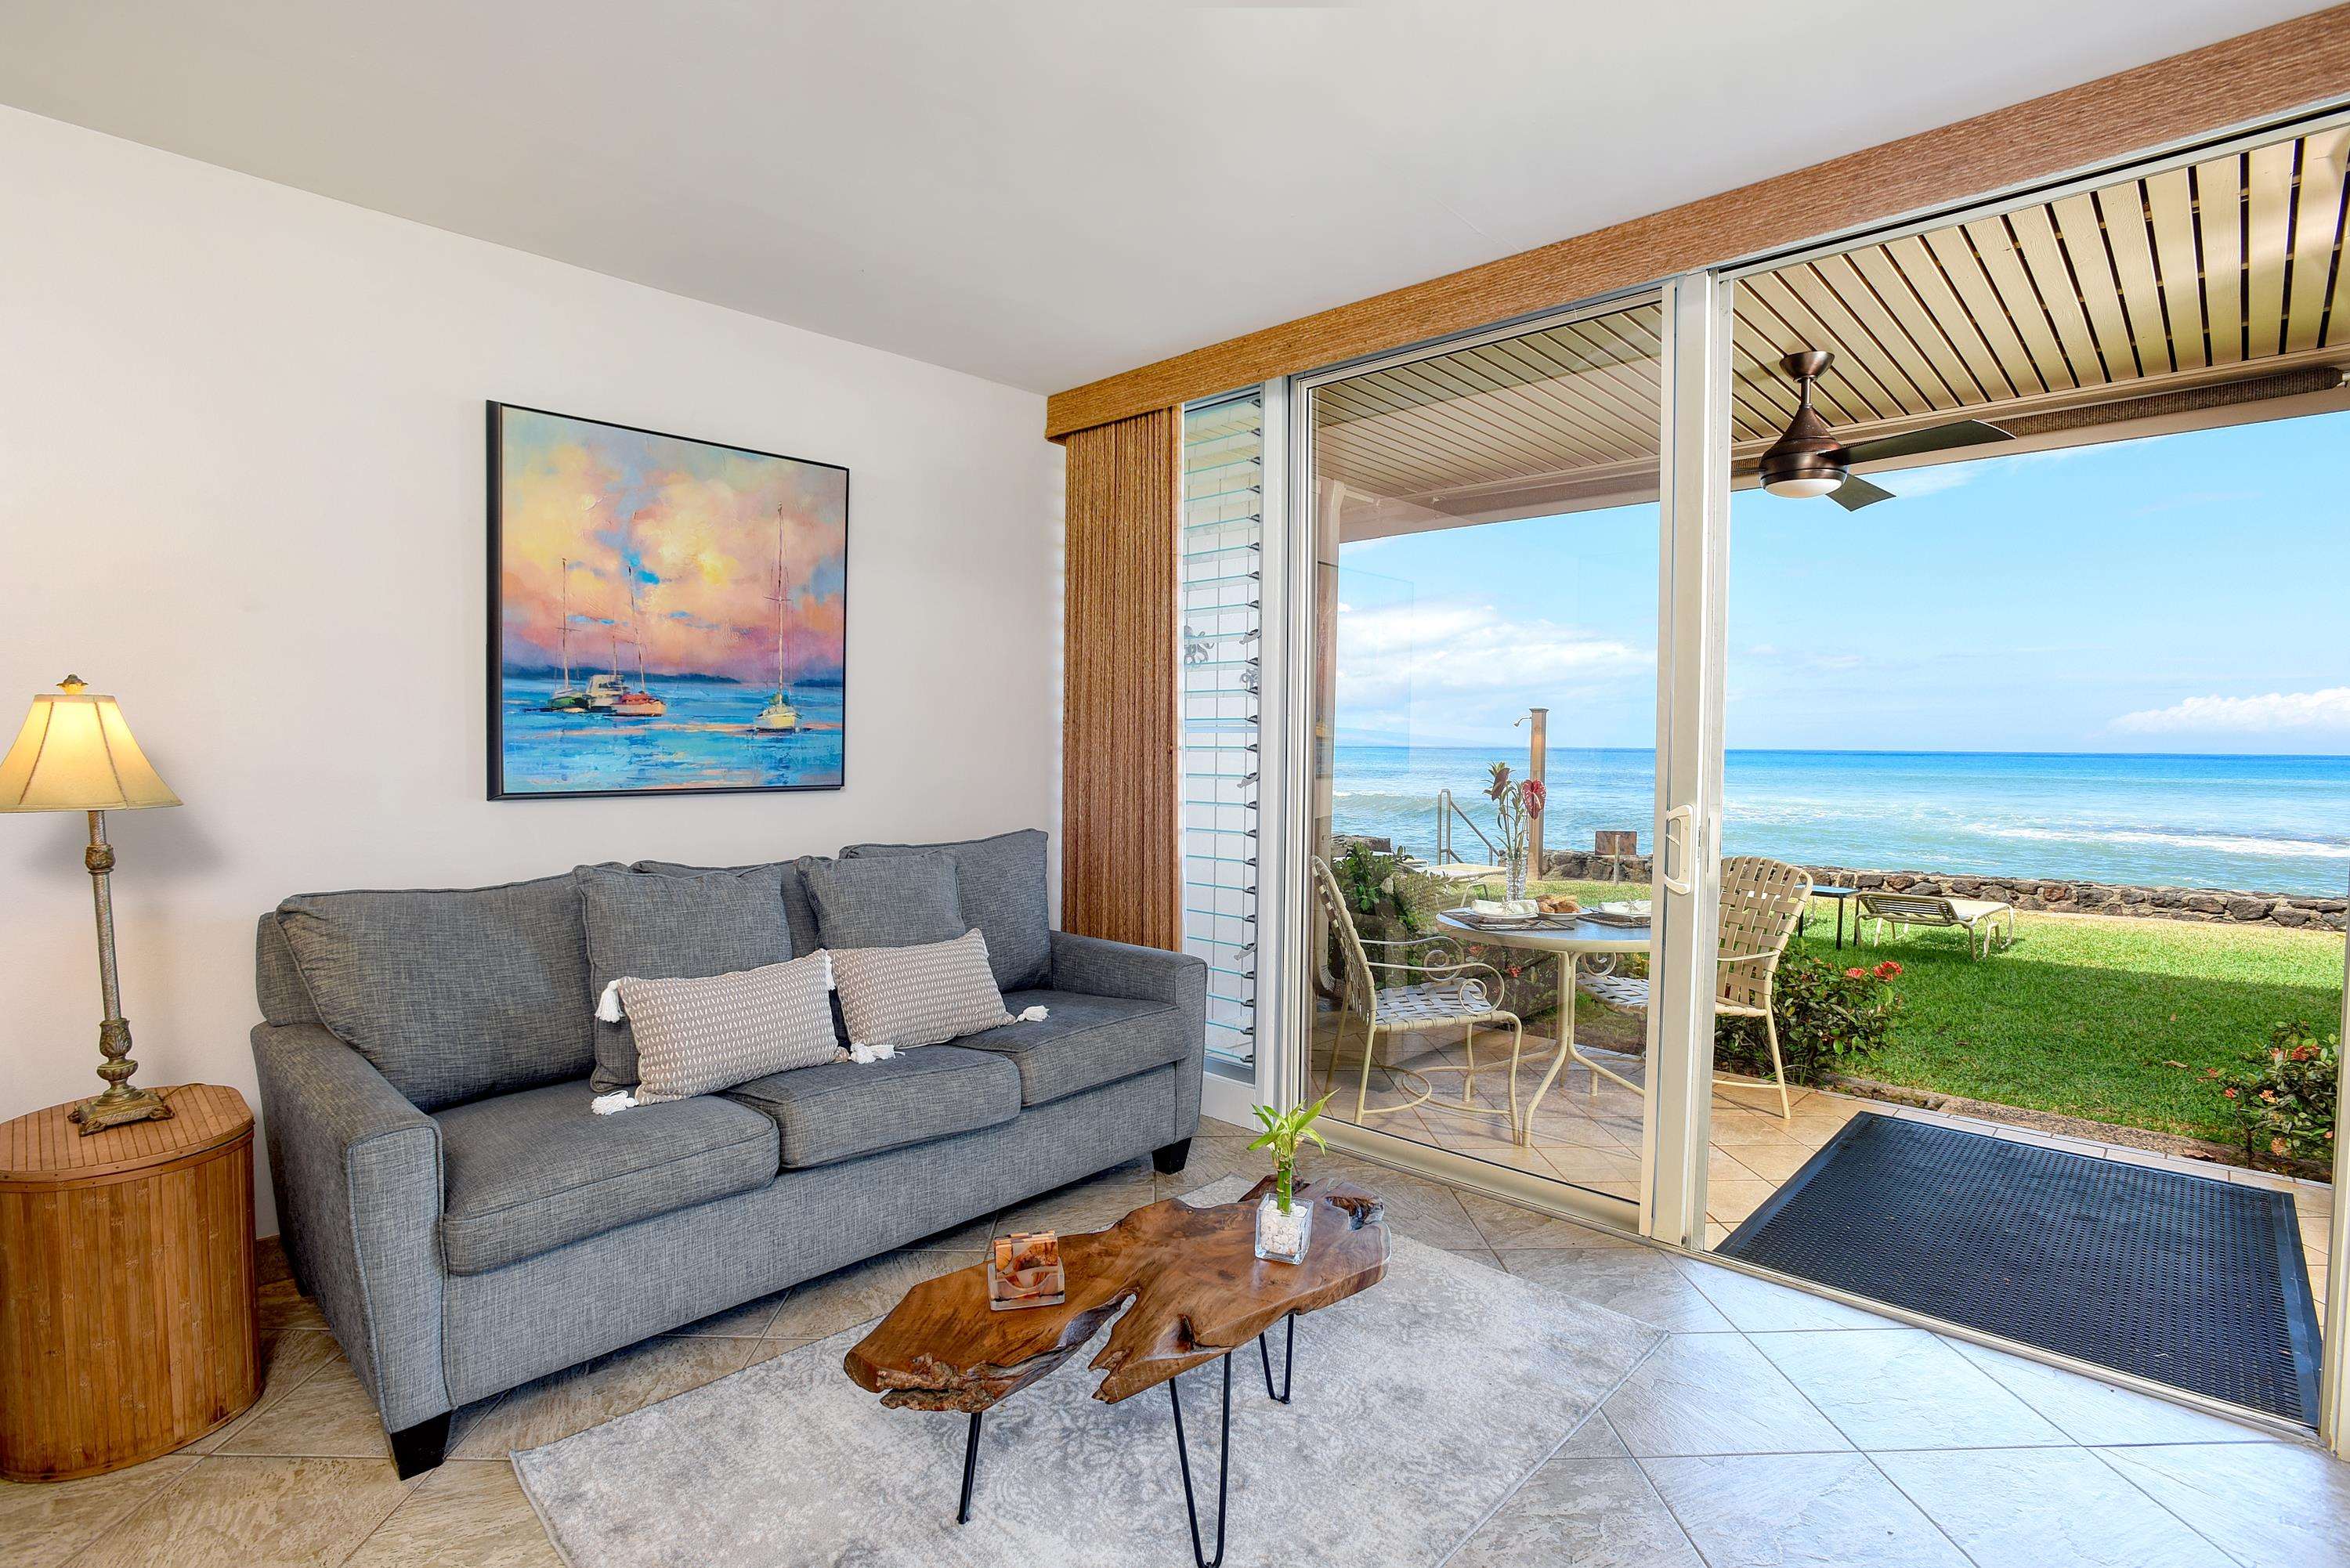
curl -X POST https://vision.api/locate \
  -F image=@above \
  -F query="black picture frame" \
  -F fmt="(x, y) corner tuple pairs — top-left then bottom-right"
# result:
(486, 401), (850, 800)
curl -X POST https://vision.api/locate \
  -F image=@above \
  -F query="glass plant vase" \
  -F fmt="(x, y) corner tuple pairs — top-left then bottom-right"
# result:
(1505, 840), (1530, 901)
(1254, 1188), (1314, 1263)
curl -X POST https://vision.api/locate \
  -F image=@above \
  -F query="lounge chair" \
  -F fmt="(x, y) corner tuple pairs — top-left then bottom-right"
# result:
(1857, 891), (2015, 957)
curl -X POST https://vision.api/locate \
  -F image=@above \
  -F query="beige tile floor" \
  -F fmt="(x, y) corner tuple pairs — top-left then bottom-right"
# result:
(1312, 1020), (2331, 1313)
(7, 1115), (2341, 1566)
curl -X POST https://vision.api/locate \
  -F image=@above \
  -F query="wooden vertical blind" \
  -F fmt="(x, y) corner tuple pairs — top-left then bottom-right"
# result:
(1061, 408), (1182, 950)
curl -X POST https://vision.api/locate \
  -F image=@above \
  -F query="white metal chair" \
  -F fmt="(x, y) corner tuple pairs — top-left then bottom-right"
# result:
(1857, 891), (2015, 958)
(1311, 856), (1528, 1138)
(1575, 855), (1813, 1121)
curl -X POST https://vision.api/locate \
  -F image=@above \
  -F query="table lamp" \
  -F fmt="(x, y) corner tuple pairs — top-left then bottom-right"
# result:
(0, 676), (182, 1133)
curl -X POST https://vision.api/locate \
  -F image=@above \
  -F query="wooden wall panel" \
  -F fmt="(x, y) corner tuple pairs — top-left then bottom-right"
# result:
(1046, 6), (2350, 438)
(1061, 408), (1182, 950)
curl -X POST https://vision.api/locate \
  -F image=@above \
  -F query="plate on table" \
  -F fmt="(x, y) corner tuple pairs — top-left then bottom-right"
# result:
(1443, 906), (1540, 931)
(1584, 900), (1652, 927)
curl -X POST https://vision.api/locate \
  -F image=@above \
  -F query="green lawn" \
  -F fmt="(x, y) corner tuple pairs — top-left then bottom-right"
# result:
(1441, 873), (2344, 1143)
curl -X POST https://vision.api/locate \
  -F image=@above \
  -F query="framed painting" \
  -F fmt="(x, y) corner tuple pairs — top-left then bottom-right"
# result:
(486, 403), (848, 799)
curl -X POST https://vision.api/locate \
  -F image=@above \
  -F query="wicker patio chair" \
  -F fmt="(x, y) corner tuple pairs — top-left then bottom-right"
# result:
(1575, 854), (1813, 1121)
(1857, 891), (2016, 958)
(1311, 855), (1528, 1137)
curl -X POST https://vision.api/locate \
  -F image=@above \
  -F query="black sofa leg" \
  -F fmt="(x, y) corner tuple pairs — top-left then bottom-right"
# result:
(389, 1412), (450, 1478)
(1153, 1139), (1192, 1176)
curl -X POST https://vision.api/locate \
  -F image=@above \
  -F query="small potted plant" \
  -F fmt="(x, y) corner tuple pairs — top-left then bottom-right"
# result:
(1248, 1093), (1333, 1263)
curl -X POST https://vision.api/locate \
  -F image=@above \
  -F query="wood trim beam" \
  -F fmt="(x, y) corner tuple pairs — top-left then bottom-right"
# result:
(1060, 407), (1183, 950)
(1045, 8), (2350, 439)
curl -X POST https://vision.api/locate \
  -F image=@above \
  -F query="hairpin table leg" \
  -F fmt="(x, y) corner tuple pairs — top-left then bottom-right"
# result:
(956, 1410), (982, 1524)
(1257, 1311), (1295, 1404)
(1166, 1352), (1234, 1568)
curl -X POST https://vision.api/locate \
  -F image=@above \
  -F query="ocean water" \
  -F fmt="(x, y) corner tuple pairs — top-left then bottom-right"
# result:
(499, 676), (844, 794)
(1331, 745), (2350, 897)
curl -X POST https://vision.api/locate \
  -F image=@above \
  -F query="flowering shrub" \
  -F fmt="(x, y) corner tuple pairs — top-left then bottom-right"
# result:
(1716, 952), (1901, 1084)
(2215, 1020), (2338, 1163)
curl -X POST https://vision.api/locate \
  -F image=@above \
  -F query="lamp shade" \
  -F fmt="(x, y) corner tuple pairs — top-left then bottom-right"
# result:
(0, 677), (181, 812)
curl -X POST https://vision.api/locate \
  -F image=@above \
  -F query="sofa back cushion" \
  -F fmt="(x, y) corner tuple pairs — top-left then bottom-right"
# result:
(840, 829), (1050, 991)
(577, 864), (794, 1093)
(798, 852), (966, 951)
(631, 857), (822, 960)
(274, 874), (595, 1110)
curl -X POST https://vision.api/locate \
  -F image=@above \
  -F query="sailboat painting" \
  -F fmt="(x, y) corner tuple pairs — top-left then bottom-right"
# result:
(488, 403), (848, 799)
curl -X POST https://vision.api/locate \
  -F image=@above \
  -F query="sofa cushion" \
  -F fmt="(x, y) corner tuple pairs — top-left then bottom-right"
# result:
(798, 852), (965, 951)
(614, 952), (841, 1104)
(275, 875), (594, 1111)
(954, 988), (1190, 1107)
(632, 858), (822, 963)
(434, 1081), (778, 1274)
(725, 1046), (1020, 1170)
(830, 929), (1014, 1053)
(841, 829), (1051, 991)
(578, 864), (794, 1093)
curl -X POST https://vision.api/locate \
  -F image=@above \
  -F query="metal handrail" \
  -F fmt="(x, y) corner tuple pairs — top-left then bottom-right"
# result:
(1433, 788), (1501, 866)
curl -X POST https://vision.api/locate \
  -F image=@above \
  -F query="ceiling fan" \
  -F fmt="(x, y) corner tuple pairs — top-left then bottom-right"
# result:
(1759, 350), (2014, 509)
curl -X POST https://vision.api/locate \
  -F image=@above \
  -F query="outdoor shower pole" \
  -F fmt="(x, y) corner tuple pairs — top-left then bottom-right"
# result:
(1522, 707), (1547, 876)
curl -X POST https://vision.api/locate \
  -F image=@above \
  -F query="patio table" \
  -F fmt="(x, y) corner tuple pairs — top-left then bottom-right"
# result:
(1806, 885), (1859, 949)
(1434, 911), (1651, 1144)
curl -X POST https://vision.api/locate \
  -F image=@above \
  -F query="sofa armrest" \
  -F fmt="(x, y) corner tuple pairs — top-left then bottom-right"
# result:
(251, 1021), (450, 1432)
(1049, 932), (1208, 1141)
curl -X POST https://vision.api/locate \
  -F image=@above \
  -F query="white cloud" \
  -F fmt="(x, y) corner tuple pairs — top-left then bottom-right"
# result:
(2112, 687), (2350, 735)
(1336, 601), (1652, 721)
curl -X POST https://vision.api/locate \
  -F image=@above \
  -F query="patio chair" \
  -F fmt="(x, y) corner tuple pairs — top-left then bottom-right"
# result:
(1574, 855), (1813, 1121)
(1311, 855), (1528, 1138)
(1857, 891), (2015, 958)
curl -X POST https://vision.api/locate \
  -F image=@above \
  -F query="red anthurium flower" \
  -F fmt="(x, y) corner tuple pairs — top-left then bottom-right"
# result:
(1520, 778), (1546, 816)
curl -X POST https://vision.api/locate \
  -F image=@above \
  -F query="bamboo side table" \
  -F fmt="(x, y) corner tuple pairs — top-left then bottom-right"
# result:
(0, 1083), (260, 1479)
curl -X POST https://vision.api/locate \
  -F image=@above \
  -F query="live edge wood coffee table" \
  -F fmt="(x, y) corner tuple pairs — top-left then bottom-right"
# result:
(846, 1176), (1388, 1566)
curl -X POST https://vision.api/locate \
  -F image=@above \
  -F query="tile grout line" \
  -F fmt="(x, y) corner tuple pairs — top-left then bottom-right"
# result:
(2078, 1444), (2258, 1568)
(1851, 1447), (1990, 1568)
(1430, 1328), (1679, 1567)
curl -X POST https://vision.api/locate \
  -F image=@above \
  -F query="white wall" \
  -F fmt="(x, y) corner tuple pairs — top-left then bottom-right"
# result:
(0, 108), (1064, 1231)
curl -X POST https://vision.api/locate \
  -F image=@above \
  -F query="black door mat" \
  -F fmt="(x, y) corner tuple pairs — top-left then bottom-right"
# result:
(1717, 1111), (2322, 1422)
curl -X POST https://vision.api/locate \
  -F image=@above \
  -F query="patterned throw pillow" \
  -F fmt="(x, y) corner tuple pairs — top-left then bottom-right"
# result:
(830, 929), (1026, 1053)
(597, 952), (838, 1104)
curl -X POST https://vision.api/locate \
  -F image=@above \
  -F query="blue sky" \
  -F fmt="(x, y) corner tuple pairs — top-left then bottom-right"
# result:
(1334, 408), (2350, 753)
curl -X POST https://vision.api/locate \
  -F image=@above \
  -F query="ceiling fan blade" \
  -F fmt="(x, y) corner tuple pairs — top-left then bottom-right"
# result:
(1828, 475), (1895, 511)
(1839, 418), (2013, 466)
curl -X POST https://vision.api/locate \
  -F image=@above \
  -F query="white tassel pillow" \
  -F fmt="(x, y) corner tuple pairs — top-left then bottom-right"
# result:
(830, 928), (1047, 1055)
(591, 951), (838, 1109)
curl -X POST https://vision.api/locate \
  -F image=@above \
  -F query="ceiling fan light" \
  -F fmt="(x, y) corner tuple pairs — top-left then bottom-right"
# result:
(1764, 473), (1845, 499)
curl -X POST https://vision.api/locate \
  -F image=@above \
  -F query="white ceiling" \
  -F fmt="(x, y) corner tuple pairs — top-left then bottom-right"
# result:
(0, 2), (2321, 396)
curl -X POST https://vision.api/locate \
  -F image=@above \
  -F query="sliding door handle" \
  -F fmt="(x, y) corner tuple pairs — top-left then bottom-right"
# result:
(1661, 804), (1697, 896)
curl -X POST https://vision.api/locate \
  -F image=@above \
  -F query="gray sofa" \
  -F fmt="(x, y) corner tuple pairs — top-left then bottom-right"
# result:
(249, 831), (1205, 1476)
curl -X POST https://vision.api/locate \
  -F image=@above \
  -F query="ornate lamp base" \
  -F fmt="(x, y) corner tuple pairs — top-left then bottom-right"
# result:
(69, 1083), (175, 1134)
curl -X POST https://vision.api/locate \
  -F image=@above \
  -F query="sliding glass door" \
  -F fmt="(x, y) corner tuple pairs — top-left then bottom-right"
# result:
(1282, 290), (1722, 1228)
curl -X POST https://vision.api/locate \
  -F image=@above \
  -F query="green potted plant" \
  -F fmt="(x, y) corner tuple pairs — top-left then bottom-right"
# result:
(1248, 1093), (1333, 1263)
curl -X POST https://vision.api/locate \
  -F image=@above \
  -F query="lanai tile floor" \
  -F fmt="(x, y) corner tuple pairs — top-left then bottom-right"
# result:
(7, 1115), (2340, 1567)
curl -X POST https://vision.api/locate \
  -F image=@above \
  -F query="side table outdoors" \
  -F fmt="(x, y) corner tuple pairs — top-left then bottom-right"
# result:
(0, 1083), (260, 1480)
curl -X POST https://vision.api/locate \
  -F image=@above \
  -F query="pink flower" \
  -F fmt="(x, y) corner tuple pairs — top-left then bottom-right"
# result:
(1844, 966), (1867, 980)
(1874, 961), (1902, 980)
(2223, 1087), (2239, 1099)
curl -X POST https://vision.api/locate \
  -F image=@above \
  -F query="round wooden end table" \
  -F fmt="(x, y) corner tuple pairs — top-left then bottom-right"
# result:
(0, 1083), (260, 1480)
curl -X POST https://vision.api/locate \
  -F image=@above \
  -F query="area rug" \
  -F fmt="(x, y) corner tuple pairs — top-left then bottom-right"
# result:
(512, 1176), (1663, 1567)
(1719, 1111), (2323, 1421)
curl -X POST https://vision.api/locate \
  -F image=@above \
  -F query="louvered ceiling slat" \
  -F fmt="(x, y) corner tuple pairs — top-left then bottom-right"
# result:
(2142, 168), (2209, 371)
(1958, 216), (2080, 392)
(1347, 366), (1557, 478)
(1742, 270), (1905, 417)
(1476, 337), (1647, 460)
(1457, 342), (1650, 464)
(1730, 301), (1874, 424)
(1517, 323), (1662, 457)
(2005, 204), (2112, 385)
(2051, 192), (2143, 379)
(2196, 154), (2248, 365)
(1394, 353), (1614, 472)
(1815, 250), (1969, 408)
(2244, 140), (2296, 359)
(2094, 185), (2173, 377)
(2285, 128), (2349, 353)
(1778, 261), (1937, 414)
(1877, 235), (2014, 400)
(1919, 226), (2052, 396)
